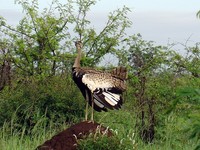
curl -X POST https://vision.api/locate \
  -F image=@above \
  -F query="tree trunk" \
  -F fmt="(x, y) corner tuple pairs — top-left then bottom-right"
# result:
(0, 60), (11, 91)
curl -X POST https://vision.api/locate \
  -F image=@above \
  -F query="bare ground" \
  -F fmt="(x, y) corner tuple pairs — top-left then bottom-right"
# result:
(36, 121), (113, 150)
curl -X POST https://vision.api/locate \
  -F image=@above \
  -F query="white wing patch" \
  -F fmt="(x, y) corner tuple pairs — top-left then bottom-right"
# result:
(103, 92), (120, 106)
(105, 92), (120, 101)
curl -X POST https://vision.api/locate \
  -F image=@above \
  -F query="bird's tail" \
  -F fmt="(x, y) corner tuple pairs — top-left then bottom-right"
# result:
(111, 66), (128, 80)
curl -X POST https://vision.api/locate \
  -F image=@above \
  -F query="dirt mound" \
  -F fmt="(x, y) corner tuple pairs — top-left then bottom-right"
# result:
(36, 121), (113, 150)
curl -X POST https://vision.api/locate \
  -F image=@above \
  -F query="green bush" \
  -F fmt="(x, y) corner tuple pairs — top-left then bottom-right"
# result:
(77, 135), (120, 150)
(77, 133), (135, 150)
(0, 75), (85, 132)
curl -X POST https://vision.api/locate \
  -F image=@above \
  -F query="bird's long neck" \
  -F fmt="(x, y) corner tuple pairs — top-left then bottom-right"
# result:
(73, 42), (82, 68)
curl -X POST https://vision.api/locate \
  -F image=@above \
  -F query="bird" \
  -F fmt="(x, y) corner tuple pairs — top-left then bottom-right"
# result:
(72, 41), (127, 121)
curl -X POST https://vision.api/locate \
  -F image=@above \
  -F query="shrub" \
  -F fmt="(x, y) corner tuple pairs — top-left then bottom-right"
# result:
(0, 75), (85, 132)
(77, 123), (136, 150)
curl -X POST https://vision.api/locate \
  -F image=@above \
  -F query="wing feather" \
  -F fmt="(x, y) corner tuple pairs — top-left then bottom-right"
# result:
(82, 72), (125, 92)
(93, 90), (122, 110)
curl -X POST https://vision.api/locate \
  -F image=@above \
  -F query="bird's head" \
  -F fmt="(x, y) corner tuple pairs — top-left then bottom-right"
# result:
(75, 41), (82, 50)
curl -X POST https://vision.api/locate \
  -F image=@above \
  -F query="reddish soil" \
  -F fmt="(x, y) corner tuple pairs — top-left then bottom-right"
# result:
(36, 121), (113, 150)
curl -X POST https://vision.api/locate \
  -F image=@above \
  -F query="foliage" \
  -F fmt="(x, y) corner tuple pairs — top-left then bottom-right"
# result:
(77, 132), (126, 150)
(0, 0), (200, 149)
(168, 42), (200, 77)
(0, 114), (69, 150)
(77, 134), (134, 150)
(119, 34), (172, 142)
(0, 76), (84, 132)
(0, 0), (72, 78)
(0, 107), (198, 150)
(176, 87), (200, 150)
(0, 0), (131, 79)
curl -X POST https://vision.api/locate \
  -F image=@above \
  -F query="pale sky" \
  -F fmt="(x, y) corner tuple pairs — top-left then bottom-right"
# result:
(0, 0), (200, 48)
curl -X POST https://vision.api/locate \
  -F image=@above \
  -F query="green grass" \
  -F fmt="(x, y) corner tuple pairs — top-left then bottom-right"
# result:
(0, 118), (69, 150)
(94, 109), (198, 150)
(0, 108), (198, 150)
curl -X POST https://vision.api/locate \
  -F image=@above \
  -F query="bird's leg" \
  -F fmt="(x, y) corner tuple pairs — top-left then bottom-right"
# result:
(91, 93), (94, 122)
(85, 90), (89, 121)
(85, 101), (89, 121)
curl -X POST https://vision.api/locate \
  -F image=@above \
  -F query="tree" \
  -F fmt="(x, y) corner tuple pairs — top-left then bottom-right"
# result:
(0, 0), (131, 79)
(0, 0), (74, 78)
(123, 34), (170, 143)
(169, 42), (200, 78)
(0, 38), (11, 90)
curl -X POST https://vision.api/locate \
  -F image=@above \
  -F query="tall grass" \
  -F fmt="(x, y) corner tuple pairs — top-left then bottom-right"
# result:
(0, 113), (69, 150)
(0, 108), (198, 150)
(0, 76), (199, 149)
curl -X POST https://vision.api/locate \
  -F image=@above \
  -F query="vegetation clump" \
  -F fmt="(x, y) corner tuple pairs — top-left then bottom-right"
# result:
(0, 0), (200, 149)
